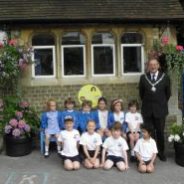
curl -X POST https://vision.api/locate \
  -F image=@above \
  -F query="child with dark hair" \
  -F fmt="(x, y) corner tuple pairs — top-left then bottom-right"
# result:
(134, 124), (158, 173)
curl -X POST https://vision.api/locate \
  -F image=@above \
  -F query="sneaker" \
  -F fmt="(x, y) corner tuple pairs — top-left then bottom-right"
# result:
(44, 151), (49, 158)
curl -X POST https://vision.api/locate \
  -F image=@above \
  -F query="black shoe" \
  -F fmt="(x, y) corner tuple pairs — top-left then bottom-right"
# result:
(158, 153), (167, 161)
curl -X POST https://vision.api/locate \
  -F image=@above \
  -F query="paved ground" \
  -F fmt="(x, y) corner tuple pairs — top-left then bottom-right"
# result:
(0, 148), (184, 184)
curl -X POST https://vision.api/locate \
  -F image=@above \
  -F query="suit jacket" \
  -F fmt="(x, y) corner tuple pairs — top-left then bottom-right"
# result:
(139, 71), (171, 118)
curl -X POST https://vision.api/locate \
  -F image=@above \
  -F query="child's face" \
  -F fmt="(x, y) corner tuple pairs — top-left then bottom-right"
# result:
(65, 121), (74, 131)
(49, 101), (56, 111)
(98, 100), (106, 111)
(114, 102), (122, 112)
(66, 103), (74, 110)
(82, 105), (91, 112)
(87, 122), (96, 134)
(142, 129), (150, 139)
(111, 129), (121, 139)
(129, 105), (137, 113)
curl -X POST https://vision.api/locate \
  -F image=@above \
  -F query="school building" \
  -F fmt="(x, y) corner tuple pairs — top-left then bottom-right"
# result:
(0, 0), (184, 124)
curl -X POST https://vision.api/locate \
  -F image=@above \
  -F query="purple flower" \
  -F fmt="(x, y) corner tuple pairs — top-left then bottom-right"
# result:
(15, 111), (23, 119)
(12, 128), (21, 137)
(9, 119), (18, 127)
(24, 124), (31, 132)
(19, 101), (29, 109)
(4, 125), (12, 134)
(18, 120), (26, 128)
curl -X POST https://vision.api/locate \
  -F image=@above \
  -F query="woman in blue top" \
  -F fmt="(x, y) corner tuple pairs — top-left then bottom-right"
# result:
(41, 99), (62, 157)
(78, 100), (100, 133)
(61, 98), (79, 130)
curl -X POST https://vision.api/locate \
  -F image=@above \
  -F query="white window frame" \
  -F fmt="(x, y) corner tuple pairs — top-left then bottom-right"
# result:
(32, 46), (56, 78)
(91, 44), (116, 77)
(61, 45), (86, 78)
(121, 43), (144, 75)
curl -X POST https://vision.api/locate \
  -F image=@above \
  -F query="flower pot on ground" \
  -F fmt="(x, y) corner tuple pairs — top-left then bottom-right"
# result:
(174, 142), (184, 167)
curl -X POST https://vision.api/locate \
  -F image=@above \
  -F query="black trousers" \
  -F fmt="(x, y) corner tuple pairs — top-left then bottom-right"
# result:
(143, 115), (166, 154)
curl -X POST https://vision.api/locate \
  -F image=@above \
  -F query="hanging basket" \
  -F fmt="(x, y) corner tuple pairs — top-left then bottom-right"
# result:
(174, 142), (184, 167)
(4, 135), (32, 157)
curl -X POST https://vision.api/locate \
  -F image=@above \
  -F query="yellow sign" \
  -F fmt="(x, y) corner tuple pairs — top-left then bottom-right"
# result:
(78, 84), (102, 108)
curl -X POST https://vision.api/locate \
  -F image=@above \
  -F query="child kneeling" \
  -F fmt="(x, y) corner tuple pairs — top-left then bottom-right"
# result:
(80, 120), (102, 169)
(134, 124), (158, 173)
(101, 121), (129, 171)
(58, 116), (80, 170)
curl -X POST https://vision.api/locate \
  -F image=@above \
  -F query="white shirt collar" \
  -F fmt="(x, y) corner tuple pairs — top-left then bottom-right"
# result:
(151, 71), (159, 80)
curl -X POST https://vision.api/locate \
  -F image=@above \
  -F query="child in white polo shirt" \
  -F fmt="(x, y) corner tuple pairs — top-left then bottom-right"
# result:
(101, 121), (129, 171)
(125, 100), (143, 160)
(134, 124), (158, 173)
(58, 116), (80, 171)
(80, 120), (102, 169)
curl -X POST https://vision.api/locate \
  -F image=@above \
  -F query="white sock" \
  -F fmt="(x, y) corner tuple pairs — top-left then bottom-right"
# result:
(45, 146), (49, 153)
(131, 150), (135, 156)
(57, 145), (61, 152)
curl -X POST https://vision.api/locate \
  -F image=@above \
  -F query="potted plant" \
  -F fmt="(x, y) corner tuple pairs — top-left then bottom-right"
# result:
(168, 123), (184, 166)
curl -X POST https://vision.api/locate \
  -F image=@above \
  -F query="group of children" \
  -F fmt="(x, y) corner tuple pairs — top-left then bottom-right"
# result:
(41, 97), (158, 173)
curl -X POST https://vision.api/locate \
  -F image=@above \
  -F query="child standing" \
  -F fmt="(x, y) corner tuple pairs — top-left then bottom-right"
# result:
(108, 99), (127, 135)
(125, 100), (143, 160)
(80, 120), (102, 169)
(134, 124), (158, 173)
(41, 99), (62, 157)
(61, 98), (79, 130)
(93, 97), (110, 137)
(78, 100), (100, 133)
(101, 121), (129, 171)
(58, 116), (80, 171)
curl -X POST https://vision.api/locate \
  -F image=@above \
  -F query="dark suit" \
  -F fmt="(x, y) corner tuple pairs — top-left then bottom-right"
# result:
(139, 71), (171, 154)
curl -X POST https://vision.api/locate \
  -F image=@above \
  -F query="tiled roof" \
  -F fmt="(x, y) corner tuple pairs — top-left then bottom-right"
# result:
(0, 0), (183, 23)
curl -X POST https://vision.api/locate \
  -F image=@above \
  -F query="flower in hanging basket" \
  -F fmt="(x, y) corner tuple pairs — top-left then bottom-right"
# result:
(12, 128), (21, 137)
(18, 120), (26, 129)
(15, 111), (23, 120)
(19, 101), (29, 110)
(9, 119), (18, 127)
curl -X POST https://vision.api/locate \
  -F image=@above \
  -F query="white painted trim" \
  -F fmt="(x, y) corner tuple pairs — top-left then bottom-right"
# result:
(91, 44), (116, 77)
(32, 46), (56, 78)
(61, 45), (86, 78)
(121, 44), (144, 75)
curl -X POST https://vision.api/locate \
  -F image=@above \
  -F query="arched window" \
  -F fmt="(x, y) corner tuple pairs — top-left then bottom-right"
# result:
(91, 32), (115, 76)
(32, 33), (56, 78)
(61, 32), (86, 77)
(121, 33), (144, 74)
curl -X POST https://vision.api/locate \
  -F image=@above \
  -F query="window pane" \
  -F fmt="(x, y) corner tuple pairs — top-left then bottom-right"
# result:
(32, 34), (55, 46)
(121, 33), (143, 43)
(62, 32), (85, 45)
(93, 46), (114, 74)
(92, 33), (114, 44)
(123, 47), (142, 73)
(63, 47), (84, 75)
(34, 49), (54, 76)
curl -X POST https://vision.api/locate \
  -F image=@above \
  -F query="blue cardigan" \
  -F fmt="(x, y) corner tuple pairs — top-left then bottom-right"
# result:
(41, 111), (62, 129)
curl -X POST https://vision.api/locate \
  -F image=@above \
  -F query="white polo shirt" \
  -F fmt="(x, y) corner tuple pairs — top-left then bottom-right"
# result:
(58, 129), (80, 157)
(103, 136), (129, 157)
(134, 138), (158, 161)
(125, 112), (143, 131)
(80, 132), (102, 151)
(98, 110), (108, 129)
(114, 111), (125, 124)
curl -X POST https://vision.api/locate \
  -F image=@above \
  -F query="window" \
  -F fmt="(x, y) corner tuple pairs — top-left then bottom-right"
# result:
(121, 33), (144, 74)
(61, 32), (86, 77)
(32, 34), (56, 78)
(92, 32), (115, 76)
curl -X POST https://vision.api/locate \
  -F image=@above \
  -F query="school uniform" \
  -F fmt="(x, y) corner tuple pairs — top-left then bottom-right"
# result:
(78, 111), (100, 133)
(125, 112), (143, 133)
(103, 136), (129, 165)
(61, 110), (79, 130)
(41, 111), (62, 134)
(134, 137), (158, 164)
(58, 129), (80, 162)
(80, 132), (102, 158)
(108, 112), (128, 132)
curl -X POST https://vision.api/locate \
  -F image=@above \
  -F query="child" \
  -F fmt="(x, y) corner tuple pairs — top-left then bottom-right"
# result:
(101, 121), (129, 171)
(61, 97), (79, 130)
(108, 99), (127, 136)
(58, 116), (80, 171)
(78, 100), (100, 133)
(80, 120), (102, 169)
(134, 124), (158, 173)
(41, 99), (62, 157)
(93, 97), (110, 137)
(125, 100), (143, 160)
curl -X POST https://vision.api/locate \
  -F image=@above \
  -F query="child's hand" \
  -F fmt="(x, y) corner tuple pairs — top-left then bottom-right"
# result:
(148, 162), (154, 167)
(90, 157), (96, 164)
(125, 164), (129, 170)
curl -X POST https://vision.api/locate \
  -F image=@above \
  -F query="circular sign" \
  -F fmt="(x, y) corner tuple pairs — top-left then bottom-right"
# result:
(78, 84), (102, 108)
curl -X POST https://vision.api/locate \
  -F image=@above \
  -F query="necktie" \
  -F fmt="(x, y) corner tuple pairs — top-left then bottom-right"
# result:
(152, 74), (155, 82)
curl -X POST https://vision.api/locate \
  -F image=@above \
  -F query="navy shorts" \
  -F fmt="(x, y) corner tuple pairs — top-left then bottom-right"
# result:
(106, 155), (124, 165)
(84, 150), (100, 159)
(62, 155), (81, 162)
(137, 160), (151, 167)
